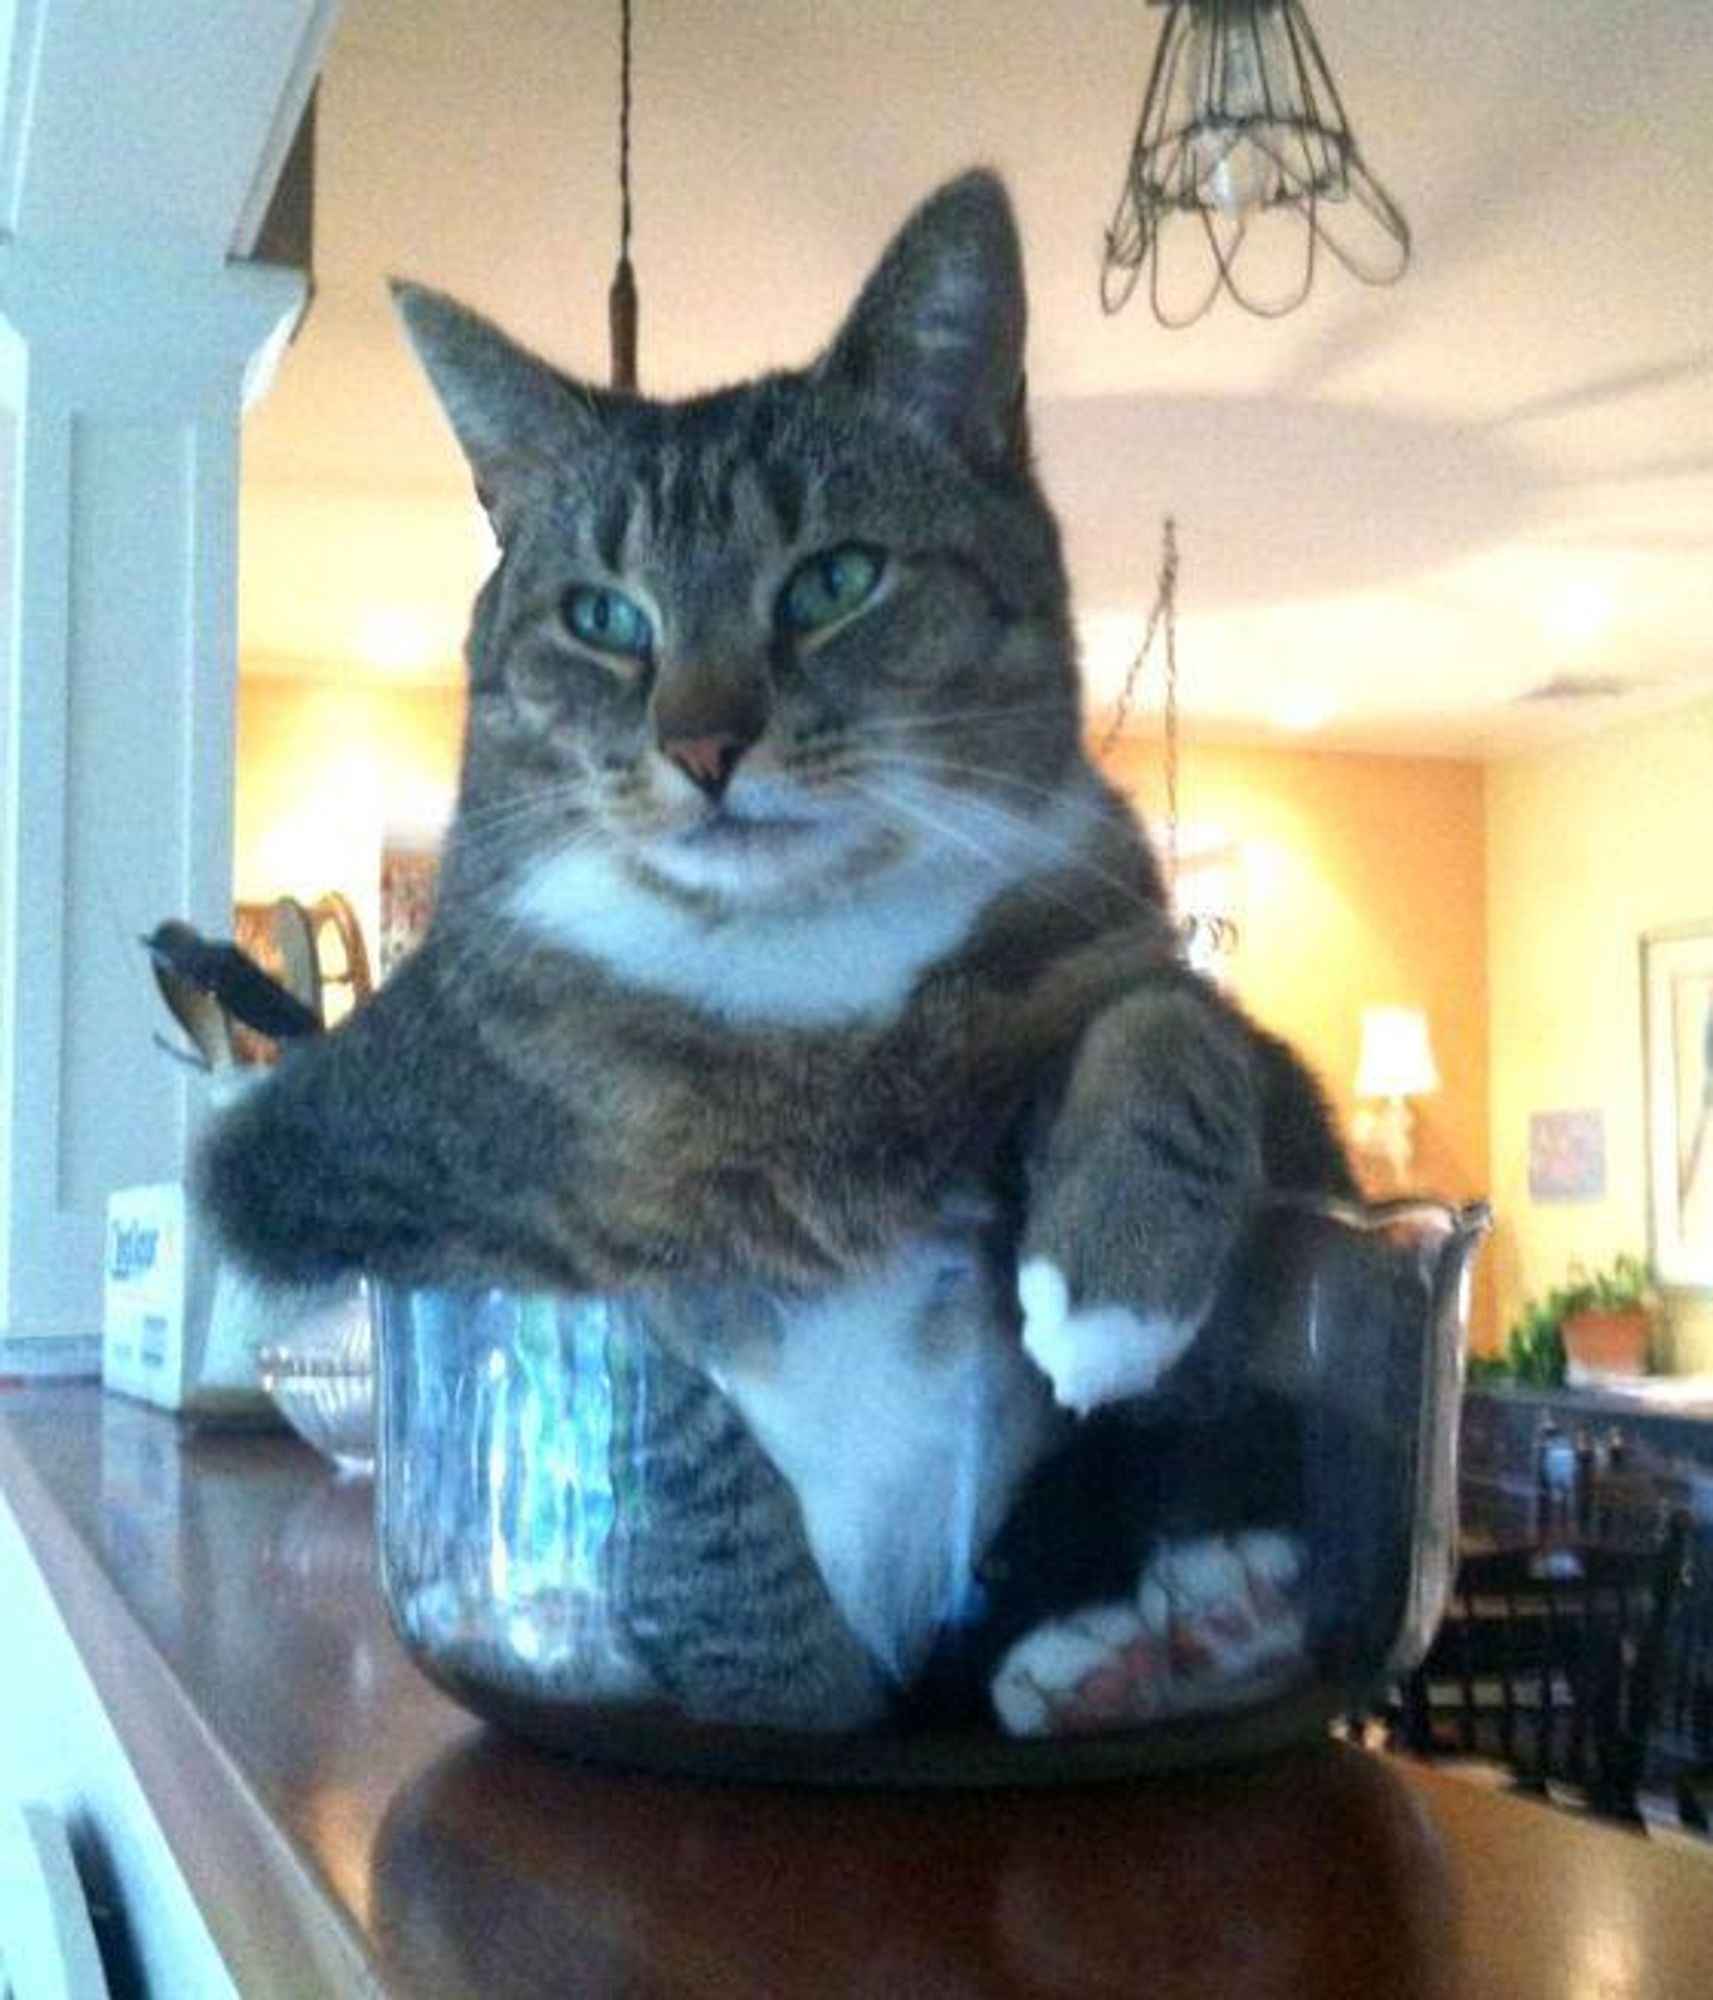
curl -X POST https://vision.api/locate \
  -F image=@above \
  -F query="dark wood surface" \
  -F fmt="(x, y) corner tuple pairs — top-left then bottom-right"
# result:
(4, 1383), (1712, 1998)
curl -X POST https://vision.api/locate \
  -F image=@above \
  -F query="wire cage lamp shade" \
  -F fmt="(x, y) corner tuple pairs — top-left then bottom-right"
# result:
(1102, 0), (1410, 328)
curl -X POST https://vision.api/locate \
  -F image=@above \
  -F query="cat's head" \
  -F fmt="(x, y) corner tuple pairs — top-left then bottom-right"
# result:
(396, 171), (1084, 919)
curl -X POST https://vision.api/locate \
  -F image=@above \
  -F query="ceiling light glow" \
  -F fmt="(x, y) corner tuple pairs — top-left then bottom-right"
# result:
(1542, 578), (1616, 651)
(1271, 686), (1337, 733)
(356, 604), (444, 676)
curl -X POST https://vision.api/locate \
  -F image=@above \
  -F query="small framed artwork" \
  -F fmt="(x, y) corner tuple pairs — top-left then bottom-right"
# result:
(380, 838), (441, 979)
(1642, 922), (1713, 1288)
(1528, 1109), (1606, 1202)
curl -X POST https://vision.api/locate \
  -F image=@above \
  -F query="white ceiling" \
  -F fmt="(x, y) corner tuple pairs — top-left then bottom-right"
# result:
(240, 0), (1713, 758)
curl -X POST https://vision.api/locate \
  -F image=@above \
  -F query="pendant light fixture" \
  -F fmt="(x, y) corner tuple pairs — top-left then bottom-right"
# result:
(1101, 517), (1182, 887)
(1101, 0), (1409, 328)
(1101, 520), (1239, 975)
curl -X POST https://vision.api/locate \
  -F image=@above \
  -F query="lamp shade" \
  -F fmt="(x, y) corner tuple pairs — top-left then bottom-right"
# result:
(1355, 1007), (1439, 1099)
(1101, 0), (1410, 327)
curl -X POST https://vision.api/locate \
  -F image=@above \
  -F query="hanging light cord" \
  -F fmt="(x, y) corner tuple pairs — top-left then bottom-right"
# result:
(618, 0), (634, 267)
(1101, 517), (1181, 886)
(1099, 517), (1226, 963)
(608, 0), (638, 390)
(1162, 524), (1181, 894)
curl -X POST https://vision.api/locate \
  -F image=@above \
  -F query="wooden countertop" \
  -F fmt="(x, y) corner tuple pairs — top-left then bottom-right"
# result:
(3, 1383), (1711, 1998)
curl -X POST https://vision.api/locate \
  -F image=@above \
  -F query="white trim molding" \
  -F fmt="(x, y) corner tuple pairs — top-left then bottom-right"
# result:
(0, 1), (344, 1341)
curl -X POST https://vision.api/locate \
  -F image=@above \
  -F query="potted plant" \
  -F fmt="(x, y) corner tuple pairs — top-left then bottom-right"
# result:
(1469, 1290), (1569, 1387)
(1468, 1253), (1659, 1388)
(1557, 1253), (1657, 1381)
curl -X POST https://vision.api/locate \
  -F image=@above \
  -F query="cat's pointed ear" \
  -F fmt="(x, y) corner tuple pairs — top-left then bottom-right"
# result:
(390, 282), (600, 535)
(816, 170), (1028, 471)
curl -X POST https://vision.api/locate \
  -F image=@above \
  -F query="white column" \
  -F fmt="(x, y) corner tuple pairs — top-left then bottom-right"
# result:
(0, 243), (305, 1339)
(0, 0), (341, 1347)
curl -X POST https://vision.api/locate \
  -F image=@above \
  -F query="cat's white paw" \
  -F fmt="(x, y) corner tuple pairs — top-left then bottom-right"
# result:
(1139, 1531), (1304, 1678)
(989, 1603), (1149, 1736)
(990, 1529), (1307, 1737)
(1016, 1258), (1198, 1414)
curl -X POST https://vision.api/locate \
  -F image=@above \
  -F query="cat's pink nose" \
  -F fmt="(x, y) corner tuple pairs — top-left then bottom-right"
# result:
(662, 729), (752, 802)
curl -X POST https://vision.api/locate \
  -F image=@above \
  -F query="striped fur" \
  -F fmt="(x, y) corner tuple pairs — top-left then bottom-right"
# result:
(200, 173), (1353, 1720)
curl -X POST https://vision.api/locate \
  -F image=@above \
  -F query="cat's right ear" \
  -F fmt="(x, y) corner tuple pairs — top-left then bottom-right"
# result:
(815, 171), (1028, 474)
(390, 282), (599, 537)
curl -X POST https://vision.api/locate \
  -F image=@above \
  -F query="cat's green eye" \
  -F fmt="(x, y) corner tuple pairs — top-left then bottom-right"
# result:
(779, 543), (886, 635)
(563, 584), (653, 660)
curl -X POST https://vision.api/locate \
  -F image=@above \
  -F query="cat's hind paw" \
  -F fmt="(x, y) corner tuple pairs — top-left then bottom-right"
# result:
(1016, 1258), (1198, 1415)
(989, 1530), (1306, 1737)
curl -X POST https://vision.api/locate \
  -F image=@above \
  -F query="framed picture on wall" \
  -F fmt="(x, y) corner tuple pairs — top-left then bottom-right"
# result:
(1643, 921), (1713, 1288)
(380, 837), (440, 979)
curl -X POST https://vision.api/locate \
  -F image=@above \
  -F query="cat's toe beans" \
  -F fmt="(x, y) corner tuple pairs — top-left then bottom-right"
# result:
(1138, 1531), (1308, 1682)
(989, 1531), (1311, 1736)
(1148, 1534), (1254, 1607)
(990, 1605), (1149, 1735)
(1231, 1528), (1304, 1604)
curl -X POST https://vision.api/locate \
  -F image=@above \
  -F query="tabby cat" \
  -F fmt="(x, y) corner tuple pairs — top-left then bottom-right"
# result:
(201, 171), (1354, 1733)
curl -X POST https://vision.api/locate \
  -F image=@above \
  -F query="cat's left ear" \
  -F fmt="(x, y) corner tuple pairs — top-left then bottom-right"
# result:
(391, 282), (603, 536)
(816, 170), (1028, 473)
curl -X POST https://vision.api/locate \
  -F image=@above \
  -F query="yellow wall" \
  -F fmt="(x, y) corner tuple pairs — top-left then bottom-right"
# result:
(1101, 735), (1495, 1344)
(234, 674), (465, 961)
(1486, 698), (1713, 1372)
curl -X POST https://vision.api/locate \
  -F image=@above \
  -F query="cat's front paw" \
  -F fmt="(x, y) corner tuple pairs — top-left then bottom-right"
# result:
(989, 1529), (1306, 1736)
(1016, 1258), (1199, 1415)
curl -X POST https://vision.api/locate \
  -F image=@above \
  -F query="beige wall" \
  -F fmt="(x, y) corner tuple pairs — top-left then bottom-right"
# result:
(234, 673), (465, 962)
(1486, 697), (1713, 1372)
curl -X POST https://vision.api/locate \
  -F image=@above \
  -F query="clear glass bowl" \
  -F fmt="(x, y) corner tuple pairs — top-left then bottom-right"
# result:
(259, 1282), (376, 1475)
(374, 1197), (1488, 1783)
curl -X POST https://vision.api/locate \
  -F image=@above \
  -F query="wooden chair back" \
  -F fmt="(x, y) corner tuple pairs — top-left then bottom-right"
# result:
(1398, 1510), (1689, 1823)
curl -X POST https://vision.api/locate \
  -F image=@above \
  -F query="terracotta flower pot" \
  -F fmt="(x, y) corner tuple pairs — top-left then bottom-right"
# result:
(1561, 1307), (1652, 1381)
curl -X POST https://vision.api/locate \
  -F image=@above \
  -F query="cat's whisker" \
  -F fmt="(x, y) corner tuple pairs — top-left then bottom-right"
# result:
(831, 738), (1111, 808)
(457, 811), (605, 859)
(840, 755), (1168, 924)
(452, 783), (602, 840)
(836, 698), (1083, 742)
(452, 805), (629, 879)
(974, 810), (1160, 930)
(842, 774), (1133, 940)
(450, 764), (658, 839)
(839, 747), (1083, 811)
(942, 789), (1172, 923)
(891, 802), (1117, 945)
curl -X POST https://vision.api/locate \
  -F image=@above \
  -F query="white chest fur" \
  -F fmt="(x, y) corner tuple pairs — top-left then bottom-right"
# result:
(507, 842), (1002, 1027)
(713, 1235), (1055, 1679)
(504, 782), (1103, 1028)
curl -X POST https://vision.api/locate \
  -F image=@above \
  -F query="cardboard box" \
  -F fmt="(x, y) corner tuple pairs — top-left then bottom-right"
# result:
(102, 1181), (322, 1419)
